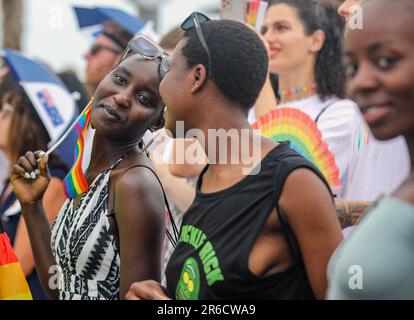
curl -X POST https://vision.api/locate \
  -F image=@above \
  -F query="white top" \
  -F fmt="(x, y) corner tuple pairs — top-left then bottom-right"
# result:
(343, 128), (409, 201)
(274, 95), (409, 201)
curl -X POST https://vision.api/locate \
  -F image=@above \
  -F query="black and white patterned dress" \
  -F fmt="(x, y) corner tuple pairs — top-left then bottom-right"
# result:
(51, 157), (125, 300)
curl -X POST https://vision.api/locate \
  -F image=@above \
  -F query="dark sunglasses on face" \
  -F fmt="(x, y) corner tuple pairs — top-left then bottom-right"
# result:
(118, 33), (171, 80)
(181, 11), (212, 77)
(89, 43), (123, 56)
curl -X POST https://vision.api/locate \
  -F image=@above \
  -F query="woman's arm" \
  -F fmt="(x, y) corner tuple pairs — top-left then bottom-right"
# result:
(152, 144), (202, 213)
(10, 151), (59, 299)
(14, 177), (66, 277)
(169, 139), (206, 178)
(153, 158), (196, 213)
(159, 171), (196, 213)
(114, 166), (165, 299)
(279, 168), (343, 299)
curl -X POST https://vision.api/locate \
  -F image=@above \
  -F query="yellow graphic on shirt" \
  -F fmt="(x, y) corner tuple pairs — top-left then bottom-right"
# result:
(176, 257), (200, 300)
(175, 225), (225, 299)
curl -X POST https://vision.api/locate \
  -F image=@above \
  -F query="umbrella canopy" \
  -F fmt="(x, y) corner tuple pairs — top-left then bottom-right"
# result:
(73, 6), (159, 43)
(1, 49), (79, 166)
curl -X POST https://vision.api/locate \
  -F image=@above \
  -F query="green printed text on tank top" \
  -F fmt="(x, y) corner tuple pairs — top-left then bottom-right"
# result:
(180, 225), (206, 249)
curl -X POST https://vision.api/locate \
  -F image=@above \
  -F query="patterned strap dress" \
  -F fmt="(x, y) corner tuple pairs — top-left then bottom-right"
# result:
(51, 155), (126, 300)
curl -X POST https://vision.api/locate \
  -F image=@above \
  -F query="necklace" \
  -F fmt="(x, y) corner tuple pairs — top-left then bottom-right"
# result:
(278, 83), (317, 101)
(71, 142), (145, 213)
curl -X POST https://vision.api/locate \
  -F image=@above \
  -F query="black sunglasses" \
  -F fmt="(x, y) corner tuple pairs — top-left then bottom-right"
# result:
(118, 33), (170, 79)
(89, 43), (123, 56)
(181, 12), (212, 78)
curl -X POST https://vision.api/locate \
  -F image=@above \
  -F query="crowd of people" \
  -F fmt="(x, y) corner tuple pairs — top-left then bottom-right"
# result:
(0, 0), (413, 300)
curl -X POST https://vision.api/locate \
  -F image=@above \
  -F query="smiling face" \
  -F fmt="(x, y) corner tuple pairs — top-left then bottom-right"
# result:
(344, 0), (414, 141)
(92, 55), (165, 142)
(260, 3), (319, 75)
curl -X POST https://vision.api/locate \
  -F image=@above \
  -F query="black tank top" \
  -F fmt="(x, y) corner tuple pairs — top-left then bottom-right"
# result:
(165, 142), (331, 300)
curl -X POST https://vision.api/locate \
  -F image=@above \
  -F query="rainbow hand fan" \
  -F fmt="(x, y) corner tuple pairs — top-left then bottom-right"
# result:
(252, 107), (341, 189)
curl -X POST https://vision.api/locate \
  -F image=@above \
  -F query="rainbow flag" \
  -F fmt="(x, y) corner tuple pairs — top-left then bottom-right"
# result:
(63, 101), (92, 198)
(0, 233), (33, 300)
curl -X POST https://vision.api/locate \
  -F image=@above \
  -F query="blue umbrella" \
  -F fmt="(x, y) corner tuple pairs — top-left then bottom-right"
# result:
(73, 6), (158, 40)
(1, 49), (79, 167)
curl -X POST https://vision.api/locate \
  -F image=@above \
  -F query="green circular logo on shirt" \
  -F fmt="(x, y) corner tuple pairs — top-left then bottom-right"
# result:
(176, 257), (200, 300)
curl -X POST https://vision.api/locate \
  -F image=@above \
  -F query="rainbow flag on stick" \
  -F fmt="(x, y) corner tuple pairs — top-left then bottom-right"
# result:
(0, 232), (33, 300)
(63, 100), (93, 198)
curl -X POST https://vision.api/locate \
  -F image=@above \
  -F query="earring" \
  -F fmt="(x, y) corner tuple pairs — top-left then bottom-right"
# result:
(138, 140), (144, 150)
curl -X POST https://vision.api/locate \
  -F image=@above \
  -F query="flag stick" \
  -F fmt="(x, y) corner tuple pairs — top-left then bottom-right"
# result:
(44, 99), (92, 157)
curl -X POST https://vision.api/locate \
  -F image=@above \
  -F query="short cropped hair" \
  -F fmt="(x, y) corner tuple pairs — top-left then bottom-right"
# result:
(182, 20), (268, 112)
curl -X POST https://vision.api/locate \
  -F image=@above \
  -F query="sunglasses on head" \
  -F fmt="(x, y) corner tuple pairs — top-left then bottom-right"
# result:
(181, 12), (212, 77)
(118, 33), (171, 79)
(89, 43), (123, 56)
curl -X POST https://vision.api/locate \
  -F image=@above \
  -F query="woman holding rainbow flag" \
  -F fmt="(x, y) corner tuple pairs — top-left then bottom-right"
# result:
(9, 34), (171, 300)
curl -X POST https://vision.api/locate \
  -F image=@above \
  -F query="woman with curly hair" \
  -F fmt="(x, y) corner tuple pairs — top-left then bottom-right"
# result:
(255, 0), (409, 201)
